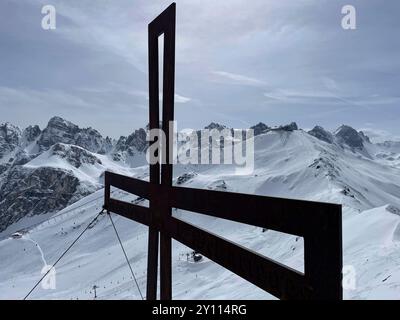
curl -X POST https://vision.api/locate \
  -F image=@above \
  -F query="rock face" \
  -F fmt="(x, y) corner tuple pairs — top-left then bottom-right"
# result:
(308, 126), (334, 144)
(309, 125), (372, 150)
(0, 166), (94, 231)
(38, 116), (112, 154)
(309, 151), (340, 179)
(0, 116), (128, 232)
(0, 123), (22, 160)
(358, 131), (371, 144)
(176, 172), (197, 185)
(280, 122), (298, 132)
(204, 122), (228, 131)
(335, 125), (365, 150)
(12, 150), (37, 166)
(115, 128), (147, 153)
(51, 143), (102, 168)
(271, 122), (298, 132)
(112, 128), (147, 163)
(22, 125), (41, 144)
(250, 122), (269, 136)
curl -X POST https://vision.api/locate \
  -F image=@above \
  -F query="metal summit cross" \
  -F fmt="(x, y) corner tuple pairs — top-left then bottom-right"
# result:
(103, 3), (343, 300)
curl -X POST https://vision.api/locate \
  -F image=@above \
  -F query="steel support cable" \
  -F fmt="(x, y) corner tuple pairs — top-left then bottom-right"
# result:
(9, 189), (127, 235)
(107, 212), (144, 300)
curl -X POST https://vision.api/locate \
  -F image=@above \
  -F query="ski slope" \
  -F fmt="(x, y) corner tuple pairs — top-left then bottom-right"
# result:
(1, 130), (400, 299)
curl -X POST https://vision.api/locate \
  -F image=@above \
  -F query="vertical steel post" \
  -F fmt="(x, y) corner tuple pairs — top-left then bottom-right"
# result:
(146, 2), (176, 300)
(159, 3), (175, 301)
(147, 7), (160, 301)
(304, 205), (343, 299)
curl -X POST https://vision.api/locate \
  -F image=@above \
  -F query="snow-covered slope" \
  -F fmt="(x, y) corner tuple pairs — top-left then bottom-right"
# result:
(1, 125), (400, 299)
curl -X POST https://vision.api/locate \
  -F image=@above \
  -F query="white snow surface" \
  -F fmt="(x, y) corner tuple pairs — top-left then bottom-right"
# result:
(1, 130), (400, 299)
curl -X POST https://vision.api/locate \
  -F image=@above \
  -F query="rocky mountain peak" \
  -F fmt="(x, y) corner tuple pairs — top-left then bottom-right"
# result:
(308, 126), (334, 144)
(48, 116), (75, 128)
(281, 122), (298, 131)
(38, 116), (112, 154)
(271, 122), (298, 132)
(126, 128), (147, 152)
(204, 122), (228, 131)
(38, 116), (79, 151)
(334, 125), (365, 149)
(114, 128), (147, 155)
(22, 125), (41, 144)
(250, 122), (269, 136)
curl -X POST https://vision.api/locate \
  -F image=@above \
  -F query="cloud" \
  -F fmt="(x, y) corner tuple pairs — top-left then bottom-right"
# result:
(358, 128), (400, 143)
(80, 86), (191, 104)
(0, 85), (149, 137)
(263, 88), (340, 104)
(0, 86), (92, 110)
(263, 88), (400, 107)
(2, 0), (400, 138)
(130, 90), (191, 103)
(174, 94), (191, 103)
(211, 71), (266, 86)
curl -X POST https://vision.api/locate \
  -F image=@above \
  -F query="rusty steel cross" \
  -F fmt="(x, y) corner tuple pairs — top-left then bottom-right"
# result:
(103, 3), (343, 300)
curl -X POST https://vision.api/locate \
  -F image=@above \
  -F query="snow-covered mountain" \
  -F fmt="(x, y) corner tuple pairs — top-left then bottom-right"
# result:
(0, 117), (147, 233)
(1, 118), (400, 299)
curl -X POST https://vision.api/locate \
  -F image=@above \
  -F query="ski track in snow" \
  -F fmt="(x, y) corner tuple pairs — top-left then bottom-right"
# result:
(23, 235), (48, 268)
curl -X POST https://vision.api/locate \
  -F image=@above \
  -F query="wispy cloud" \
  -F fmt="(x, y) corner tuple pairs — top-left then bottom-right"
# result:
(0, 86), (92, 110)
(263, 88), (340, 103)
(210, 71), (266, 87)
(174, 94), (191, 103)
(358, 128), (400, 143)
(263, 88), (400, 107)
(0, 85), (148, 137)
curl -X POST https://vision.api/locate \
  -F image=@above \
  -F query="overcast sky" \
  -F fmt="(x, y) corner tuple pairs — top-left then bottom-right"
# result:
(1, 0), (399, 139)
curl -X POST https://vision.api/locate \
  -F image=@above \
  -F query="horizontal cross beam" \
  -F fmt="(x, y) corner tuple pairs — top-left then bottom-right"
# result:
(103, 171), (342, 300)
